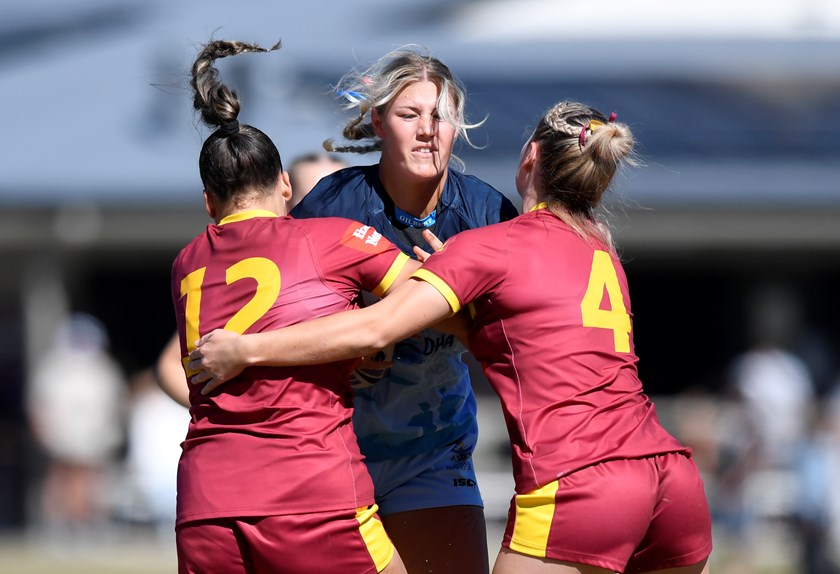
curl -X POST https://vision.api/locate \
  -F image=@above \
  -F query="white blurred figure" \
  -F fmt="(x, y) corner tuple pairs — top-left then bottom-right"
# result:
(729, 283), (815, 468)
(731, 345), (814, 469)
(125, 367), (188, 544)
(724, 283), (817, 571)
(26, 312), (128, 544)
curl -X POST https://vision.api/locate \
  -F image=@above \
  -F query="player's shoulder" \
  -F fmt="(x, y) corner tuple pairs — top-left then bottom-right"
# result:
(293, 165), (372, 218)
(294, 216), (387, 246)
(172, 226), (213, 267)
(444, 216), (513, 252)
(446, 169), (519, 222)
(447, 169), (501, 198)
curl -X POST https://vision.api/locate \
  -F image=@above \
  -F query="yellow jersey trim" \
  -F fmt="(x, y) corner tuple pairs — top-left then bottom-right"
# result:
(371, 252), (410, 298)
(219, 210), (279, 226)
(412, 268), (461, 314)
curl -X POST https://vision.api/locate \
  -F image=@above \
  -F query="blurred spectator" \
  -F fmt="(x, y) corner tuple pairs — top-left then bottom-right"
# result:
(720, 283), (817, 571)
(792, 401), (840, 574)
(25, 313), (128, 543)
(286, 152), (346, 210)
(124, 367), (188, 543)
(729, 283), (815, 469)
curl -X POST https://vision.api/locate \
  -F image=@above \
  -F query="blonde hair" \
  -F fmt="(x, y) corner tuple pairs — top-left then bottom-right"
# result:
(531, 101), (636, 248)
(323, 45), (483, 168)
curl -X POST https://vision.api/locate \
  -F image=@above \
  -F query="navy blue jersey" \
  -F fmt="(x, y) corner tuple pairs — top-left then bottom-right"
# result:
(293, 164), (519, 462)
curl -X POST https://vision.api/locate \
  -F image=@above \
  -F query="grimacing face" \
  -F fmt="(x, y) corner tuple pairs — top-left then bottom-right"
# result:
(373, 80), (457, 186)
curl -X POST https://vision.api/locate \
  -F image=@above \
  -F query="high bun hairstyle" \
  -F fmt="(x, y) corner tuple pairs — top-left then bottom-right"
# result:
(190, 39), (283, 205)
(530, 101), (636, 247)
(323, 45), (483, 167)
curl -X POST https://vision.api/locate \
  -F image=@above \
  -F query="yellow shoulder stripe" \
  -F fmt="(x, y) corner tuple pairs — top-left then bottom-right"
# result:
(372, 252), (410, 297)
(411, 268), (461, 314)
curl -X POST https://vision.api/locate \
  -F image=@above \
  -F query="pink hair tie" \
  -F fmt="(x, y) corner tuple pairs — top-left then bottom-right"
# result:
(608, 112), (617, 122)
(579, 119), (606, 148)
(579, 123), (588, 148)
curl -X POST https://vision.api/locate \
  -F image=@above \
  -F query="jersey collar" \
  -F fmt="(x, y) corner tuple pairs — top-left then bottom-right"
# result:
(219, 209), (279, 226)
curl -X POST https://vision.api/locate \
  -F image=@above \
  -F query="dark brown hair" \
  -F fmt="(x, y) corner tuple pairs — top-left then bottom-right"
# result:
(190, 39), (283, 206)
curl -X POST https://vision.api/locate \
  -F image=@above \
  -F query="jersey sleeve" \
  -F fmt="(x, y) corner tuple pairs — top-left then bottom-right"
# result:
(310, 218), (409, 296)
(291, 167), (359, 219)
(411, 226), (508, 314)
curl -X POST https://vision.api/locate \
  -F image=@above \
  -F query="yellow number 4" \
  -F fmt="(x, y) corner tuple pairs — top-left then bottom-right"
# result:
(580, 250), (631, 353)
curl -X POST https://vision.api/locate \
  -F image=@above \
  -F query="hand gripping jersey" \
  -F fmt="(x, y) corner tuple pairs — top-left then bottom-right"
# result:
(293, 165), (519, 463)
(171, 211), (408, 524)
(414, 207), (690, 494)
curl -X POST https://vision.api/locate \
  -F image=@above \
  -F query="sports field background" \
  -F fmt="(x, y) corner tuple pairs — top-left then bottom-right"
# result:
(2, 2), (839, 573)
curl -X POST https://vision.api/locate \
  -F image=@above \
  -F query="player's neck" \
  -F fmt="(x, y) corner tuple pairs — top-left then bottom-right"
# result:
(380, 171), (445, 218)
(215, 197), (285, 223)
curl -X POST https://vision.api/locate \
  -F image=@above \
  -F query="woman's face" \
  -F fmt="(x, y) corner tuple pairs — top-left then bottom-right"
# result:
(373, 80), (457, 185)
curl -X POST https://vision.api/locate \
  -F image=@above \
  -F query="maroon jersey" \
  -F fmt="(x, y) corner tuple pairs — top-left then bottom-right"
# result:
(171, 210), (408, 524)
(414, 207), (689, 494)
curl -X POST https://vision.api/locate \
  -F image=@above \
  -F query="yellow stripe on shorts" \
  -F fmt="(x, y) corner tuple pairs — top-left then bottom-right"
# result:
(509, 480), (560, 558)
(356, 505), (395, 572)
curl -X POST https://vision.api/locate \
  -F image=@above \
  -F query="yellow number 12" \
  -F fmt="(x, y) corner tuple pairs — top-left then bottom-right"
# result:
(580, 250), (631, 353)
(180, 257), (281, 354)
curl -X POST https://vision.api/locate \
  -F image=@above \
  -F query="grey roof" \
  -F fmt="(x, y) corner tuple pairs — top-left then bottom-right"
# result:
(2, 0), (839, 209)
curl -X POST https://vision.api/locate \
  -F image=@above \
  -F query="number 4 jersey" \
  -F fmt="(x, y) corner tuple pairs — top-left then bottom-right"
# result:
(170, 211), (408, 525)
(414, 207), (690, 495)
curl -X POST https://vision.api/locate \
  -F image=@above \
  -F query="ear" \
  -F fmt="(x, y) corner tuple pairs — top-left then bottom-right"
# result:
(522, 140), (538, 170)
(519, 140), (539, 182)
(203, 189), (217, 219)
(279, 170), (292, 202)
(371, 107), (385, 139)
(515, 140), (540, 202)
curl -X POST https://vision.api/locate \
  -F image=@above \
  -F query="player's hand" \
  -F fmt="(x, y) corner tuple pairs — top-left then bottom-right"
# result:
(349, 345), (394, 389)
(187, 329), (246, 395)
(354, 352), (393, 372)
(412, 229), (445, 262)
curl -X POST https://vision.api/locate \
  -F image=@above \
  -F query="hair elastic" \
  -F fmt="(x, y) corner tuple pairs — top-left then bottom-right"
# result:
(579, 112), (618, 148)
(579, 120), (603, 148)
(337, 89), (366, 104)
(218, 120), (240, 137)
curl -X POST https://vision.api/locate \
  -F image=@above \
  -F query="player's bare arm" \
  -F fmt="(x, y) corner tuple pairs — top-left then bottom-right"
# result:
(188, 278), (453, 395)
(156, 331), (190, 408)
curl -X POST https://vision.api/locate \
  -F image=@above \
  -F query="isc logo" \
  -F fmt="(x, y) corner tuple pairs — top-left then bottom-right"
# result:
(452, 478), (476, 487)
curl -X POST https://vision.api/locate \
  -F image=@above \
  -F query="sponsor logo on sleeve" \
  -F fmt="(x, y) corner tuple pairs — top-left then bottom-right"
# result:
(341, 223), (390, 254)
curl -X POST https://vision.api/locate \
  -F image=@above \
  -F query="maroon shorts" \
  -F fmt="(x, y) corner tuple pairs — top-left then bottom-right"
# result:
(177, 505), (395, 574)
(502, 452), (712, 573)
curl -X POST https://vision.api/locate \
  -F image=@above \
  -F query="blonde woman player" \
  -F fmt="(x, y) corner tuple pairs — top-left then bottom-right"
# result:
(288, 46), (518, 573)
